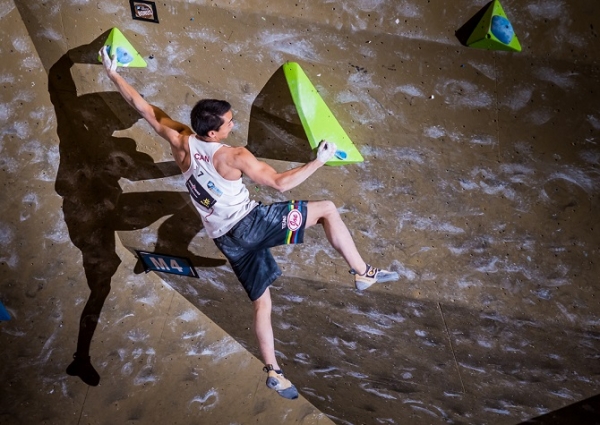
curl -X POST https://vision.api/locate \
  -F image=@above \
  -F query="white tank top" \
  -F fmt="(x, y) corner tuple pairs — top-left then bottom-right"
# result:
(183, 135), (257, 238)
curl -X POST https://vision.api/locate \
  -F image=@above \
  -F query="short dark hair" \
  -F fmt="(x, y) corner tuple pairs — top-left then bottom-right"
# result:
(190, 99), (231, 137)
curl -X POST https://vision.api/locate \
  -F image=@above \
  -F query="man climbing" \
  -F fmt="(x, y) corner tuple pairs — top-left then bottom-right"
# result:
(100, 47), (398, 399)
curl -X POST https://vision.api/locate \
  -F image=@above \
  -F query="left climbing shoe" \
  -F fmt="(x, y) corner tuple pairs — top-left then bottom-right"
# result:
(263, 364), (298, 400)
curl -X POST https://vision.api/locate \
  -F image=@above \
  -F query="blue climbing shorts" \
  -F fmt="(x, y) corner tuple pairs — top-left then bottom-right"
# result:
(213, 200), (308, 301)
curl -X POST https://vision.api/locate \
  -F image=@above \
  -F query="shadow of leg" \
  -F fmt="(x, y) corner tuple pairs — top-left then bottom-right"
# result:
(66, 292), (107, 387)
(65, 223), (121, 386)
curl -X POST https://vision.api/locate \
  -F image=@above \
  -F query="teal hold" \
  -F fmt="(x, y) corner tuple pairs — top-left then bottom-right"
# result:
(491, 15), (514, 44)
(115, 46), (134, 64)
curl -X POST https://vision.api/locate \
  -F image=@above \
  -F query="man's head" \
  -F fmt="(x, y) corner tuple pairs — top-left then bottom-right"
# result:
(190, 99), (234, 140)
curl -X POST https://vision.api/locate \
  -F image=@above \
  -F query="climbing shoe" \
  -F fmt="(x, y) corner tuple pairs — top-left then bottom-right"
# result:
(350, 264), (399, 291)
(263, 364), (298, 400)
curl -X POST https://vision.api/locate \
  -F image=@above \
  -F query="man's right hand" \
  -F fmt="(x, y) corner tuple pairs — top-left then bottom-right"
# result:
(316, 140), (337, 164)
(99, 46), (118, 76)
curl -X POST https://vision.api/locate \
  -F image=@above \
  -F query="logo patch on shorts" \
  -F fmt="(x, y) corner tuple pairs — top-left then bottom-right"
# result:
(286, 209), (303, 231)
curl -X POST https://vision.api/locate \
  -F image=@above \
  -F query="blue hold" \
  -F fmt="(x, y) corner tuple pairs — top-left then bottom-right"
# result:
(334, 150), (347, 160)
(115, 46), (134, 64)
(0, 301), (10, 321)
(491, 15), (514, 44)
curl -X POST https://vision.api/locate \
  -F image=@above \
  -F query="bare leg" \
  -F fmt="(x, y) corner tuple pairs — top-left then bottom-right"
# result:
(253, 287), (280, 369)
(253, 287), (298, 399)
(305, 200), (367, 274)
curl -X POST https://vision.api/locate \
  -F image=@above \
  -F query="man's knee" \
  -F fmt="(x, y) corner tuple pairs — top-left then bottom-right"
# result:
(318, 200), (339, 220)
(307, 200), (339, 227)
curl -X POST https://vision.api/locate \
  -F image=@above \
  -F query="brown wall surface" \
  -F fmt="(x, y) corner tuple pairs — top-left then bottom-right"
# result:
(1, 0), (599, 424)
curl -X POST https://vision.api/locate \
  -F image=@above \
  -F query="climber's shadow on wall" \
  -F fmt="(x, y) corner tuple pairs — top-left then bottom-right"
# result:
(49, 34), (225, 386)
(247, 66), (313, 163)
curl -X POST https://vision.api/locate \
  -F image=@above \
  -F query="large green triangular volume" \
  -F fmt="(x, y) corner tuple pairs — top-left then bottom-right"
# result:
(466, 0), (521, 52)
(98, 27), (147, 67)
(282, 62), (363, 166)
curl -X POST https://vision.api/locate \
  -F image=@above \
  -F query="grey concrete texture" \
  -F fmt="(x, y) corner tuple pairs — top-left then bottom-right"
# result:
(1, 0), (599, 424)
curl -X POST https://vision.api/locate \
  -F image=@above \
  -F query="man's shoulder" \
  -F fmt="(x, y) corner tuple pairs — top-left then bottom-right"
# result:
(211, 145), (247, 180)
(174, 132), (191, 150)
(217, 144), (250, 158)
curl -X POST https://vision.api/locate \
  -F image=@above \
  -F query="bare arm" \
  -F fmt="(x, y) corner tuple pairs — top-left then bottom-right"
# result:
(229, 141), (337, 192)
(99, 47), (192, 171)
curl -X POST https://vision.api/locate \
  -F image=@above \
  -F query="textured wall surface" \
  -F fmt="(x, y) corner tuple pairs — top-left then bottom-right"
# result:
(1, 0), (599, 424)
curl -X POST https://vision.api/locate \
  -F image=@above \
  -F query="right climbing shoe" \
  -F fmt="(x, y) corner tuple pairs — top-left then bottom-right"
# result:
(350, 264), (400, 291)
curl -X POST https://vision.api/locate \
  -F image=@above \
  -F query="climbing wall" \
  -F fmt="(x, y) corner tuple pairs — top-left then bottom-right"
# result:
(1, 0), (599, 424)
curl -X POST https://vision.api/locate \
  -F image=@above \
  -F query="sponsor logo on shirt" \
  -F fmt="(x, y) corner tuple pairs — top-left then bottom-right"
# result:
(185, 175), (216, 210)
(207, 181), (223, 197)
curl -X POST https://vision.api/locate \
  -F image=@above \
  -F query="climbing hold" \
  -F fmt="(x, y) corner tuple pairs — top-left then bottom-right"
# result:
(491, 15), (514, 44)
(282, 62), (364, 166)
(0, 301), (10, 321)
(465, 0), (521, 52)
(335, 150), (347, 160)
(98, 27), (148, 67)
(115, 46), (134, 65)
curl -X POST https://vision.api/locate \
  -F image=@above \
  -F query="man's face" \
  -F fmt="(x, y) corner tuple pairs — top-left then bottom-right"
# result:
(212, 110), (234, 141)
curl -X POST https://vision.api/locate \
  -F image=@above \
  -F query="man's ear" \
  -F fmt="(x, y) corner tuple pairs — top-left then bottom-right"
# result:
(207, 130), (215, 139)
